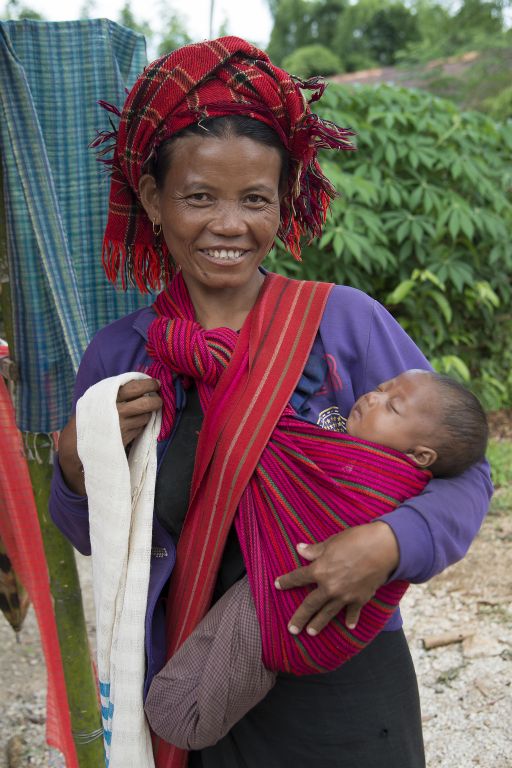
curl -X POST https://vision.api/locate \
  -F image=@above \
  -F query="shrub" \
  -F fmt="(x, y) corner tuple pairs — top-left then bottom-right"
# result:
(266, 83), (512, 408)
(282, 45), (343, 78)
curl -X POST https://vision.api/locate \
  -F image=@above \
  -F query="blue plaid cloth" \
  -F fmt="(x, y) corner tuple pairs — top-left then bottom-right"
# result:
(0, 20), (150, 432)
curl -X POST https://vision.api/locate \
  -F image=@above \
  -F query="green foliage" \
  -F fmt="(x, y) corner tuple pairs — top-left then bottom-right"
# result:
(118, 1), (153, 41)
(484, 85), (512, 122)
(267, 0), (346, 65)
(487, 440), (512, 489)
(333, 0), (420, 69)
(1, 0), (43, 19)
(266, 83), (512, 408)
(283, 44), (342, 77)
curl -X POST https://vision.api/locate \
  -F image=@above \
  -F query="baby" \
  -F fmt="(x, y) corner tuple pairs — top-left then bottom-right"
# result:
(145, 369), (488, 749)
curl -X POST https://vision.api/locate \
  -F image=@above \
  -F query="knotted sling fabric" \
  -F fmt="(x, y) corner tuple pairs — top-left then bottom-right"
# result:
(94, 36), (355, 292)
(145, 272), (430, 768)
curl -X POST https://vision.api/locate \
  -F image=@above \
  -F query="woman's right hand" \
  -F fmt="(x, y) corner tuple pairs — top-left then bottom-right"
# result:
(115, 377), (162, 447)
(58, 377), (162, 496)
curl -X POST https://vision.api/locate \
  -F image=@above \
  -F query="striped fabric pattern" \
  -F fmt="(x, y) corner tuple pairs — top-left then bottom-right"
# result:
(0, 20), (150, 432)
(237, 412), (429, 673)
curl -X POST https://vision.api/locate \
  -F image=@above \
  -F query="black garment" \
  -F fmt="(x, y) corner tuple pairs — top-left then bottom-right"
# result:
(154, 384), (246, 597)
(190, 629), (425, 768)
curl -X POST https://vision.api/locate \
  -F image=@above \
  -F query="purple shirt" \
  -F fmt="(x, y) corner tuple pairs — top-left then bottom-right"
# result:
(49, 283), (492, 692)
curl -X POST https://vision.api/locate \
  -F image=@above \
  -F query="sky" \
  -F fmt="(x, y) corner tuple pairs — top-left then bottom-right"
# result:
(22, 0), (273, 50)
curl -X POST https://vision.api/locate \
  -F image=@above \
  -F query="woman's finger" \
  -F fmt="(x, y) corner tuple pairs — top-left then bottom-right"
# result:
(296, 541), (325, 561)
(305, 598), (347, 636)
(285, 587), (333, 635)
(117, 378), (160, 403)
(117, 393), (163, 419)
(274, 563), (315, 591)
(344, 603), (362, 630)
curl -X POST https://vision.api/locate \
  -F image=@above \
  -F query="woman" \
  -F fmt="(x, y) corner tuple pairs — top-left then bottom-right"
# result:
(50, 37), (492, 768)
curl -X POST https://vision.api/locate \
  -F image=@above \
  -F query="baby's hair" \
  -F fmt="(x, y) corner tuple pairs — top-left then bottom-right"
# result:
(427, 373), (488, 477)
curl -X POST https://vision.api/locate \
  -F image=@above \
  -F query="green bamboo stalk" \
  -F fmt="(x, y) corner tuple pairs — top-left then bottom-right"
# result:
(0, 164), (104, 766)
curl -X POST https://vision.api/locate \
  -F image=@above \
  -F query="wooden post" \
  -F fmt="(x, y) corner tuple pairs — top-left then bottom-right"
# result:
(0, 165), (104, 766)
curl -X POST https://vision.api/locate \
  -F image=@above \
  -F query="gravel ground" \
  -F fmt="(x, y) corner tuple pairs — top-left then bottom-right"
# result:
(1, 491), (511, 767)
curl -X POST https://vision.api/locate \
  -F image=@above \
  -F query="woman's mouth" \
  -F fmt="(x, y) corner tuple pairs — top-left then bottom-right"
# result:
(201, 249), (246, 262)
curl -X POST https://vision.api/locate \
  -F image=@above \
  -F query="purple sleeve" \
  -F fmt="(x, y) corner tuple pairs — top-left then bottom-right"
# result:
(362, 299), (493, 583)
(49, 337), (108, 555)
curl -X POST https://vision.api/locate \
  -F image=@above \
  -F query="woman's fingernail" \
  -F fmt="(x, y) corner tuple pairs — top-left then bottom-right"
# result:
(274, 579), (281, 590)
(307, 627), (317, 636)
(297, 542), (308, 550)
(288, 625), (299, 635)
(347, 622), (357, 629)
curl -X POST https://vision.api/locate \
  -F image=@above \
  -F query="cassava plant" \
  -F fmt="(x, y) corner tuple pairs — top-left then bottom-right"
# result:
(266, 83), (512, 409)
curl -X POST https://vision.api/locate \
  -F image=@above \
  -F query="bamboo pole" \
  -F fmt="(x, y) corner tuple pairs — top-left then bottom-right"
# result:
(0, 165), (104, 765)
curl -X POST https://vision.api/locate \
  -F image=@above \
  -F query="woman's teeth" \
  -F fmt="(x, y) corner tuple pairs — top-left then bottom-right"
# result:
(204, 249), (244, 260)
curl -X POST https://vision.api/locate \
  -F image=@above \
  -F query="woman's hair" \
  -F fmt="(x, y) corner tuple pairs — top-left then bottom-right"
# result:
(428, 374), (488, 478)
(150, 115), (290, 194)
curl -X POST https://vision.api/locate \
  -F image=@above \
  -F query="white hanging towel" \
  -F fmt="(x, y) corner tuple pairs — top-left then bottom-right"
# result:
(76, 372), (160, 768)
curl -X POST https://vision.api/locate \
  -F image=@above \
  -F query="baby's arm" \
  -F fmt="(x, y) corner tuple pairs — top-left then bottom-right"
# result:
(144, 576), (276, 750)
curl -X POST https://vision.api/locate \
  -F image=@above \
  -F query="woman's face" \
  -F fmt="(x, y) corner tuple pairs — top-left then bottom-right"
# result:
(140, 133), (282, 298)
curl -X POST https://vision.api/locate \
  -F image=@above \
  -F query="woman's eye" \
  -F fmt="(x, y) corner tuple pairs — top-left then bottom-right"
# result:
(245, 194), (268, 205)
(187, 193), (211, 203)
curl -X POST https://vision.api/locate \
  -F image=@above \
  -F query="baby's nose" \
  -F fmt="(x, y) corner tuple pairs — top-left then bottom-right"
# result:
(365, 391), (380, 406)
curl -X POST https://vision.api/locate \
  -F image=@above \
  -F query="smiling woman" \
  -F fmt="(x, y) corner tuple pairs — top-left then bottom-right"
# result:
(49, 35), (492, 768)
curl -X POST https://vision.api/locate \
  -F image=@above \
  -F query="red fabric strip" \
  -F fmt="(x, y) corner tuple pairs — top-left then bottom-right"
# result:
(0, 378), (78, 768)
(156, 275), (332, 768)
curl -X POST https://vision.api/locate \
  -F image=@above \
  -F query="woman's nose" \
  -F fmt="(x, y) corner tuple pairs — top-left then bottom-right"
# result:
(208, 202), (248, 236)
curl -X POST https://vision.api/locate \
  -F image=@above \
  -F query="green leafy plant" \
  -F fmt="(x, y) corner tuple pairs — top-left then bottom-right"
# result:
(282, 45), (342, 78)
(486, 440), (512, 489)
(266, 83), (512, 408)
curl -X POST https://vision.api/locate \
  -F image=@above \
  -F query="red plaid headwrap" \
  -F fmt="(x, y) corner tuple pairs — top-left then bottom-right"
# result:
(93, 36), (355, 293)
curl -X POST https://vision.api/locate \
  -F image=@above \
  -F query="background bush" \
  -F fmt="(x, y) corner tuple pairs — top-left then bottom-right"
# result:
(266, 83), (512, 409)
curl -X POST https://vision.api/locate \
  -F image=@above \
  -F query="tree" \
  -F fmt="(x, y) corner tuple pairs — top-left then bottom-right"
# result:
(332, 0), (420, 70)
(283, 44), (342, 76)
(1, 0), (44, 19)
(267, 0), (346, 65)
(157, 10), (192, 56)
(118, 1), (153, 42)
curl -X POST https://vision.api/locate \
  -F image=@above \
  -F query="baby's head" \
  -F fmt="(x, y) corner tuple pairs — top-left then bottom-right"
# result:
(346, 370), (488, 477)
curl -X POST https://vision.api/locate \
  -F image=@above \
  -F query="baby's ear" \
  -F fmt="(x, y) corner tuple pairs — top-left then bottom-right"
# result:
(406, 445), (438, 468)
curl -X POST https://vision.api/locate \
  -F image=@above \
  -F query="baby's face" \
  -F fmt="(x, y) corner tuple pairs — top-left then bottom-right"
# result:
(346, 370), (437, 455)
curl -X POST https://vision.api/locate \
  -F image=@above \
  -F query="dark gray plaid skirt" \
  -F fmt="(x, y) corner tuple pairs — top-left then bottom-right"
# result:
(190, 628), (425, 768)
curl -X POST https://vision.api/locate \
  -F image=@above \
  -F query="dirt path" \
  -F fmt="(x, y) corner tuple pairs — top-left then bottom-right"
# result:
(1, 493), (511, 767)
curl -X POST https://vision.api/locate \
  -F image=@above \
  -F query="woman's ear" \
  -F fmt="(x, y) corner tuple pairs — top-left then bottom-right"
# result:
(139, 174), (161, 226)
(406, 445), (438, 469)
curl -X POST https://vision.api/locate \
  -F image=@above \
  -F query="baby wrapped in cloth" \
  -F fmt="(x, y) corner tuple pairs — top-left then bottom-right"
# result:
(146, 409), (430, 749)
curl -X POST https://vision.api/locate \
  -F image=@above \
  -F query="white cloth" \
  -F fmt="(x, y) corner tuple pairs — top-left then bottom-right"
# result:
(76, 373), (160, 768)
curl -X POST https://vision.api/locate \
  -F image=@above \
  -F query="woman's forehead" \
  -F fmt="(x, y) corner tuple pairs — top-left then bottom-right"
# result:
(161, 133), (283, 187)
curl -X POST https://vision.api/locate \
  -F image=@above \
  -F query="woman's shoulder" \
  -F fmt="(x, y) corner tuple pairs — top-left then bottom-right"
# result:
(78, 305), (156, 385)
(322, 282), (377, 323)
(89, 305), (156, 350)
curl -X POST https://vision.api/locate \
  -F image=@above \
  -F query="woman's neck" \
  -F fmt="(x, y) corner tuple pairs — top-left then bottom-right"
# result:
(184, 272), (265, 330)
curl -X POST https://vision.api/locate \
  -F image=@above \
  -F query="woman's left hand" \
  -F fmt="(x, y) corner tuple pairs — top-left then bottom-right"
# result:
(275, 521), (400, 636)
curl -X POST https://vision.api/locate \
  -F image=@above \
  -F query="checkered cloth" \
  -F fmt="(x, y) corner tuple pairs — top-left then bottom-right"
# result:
(0, 20), (150, 432)
(145, 577), (275, 750)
